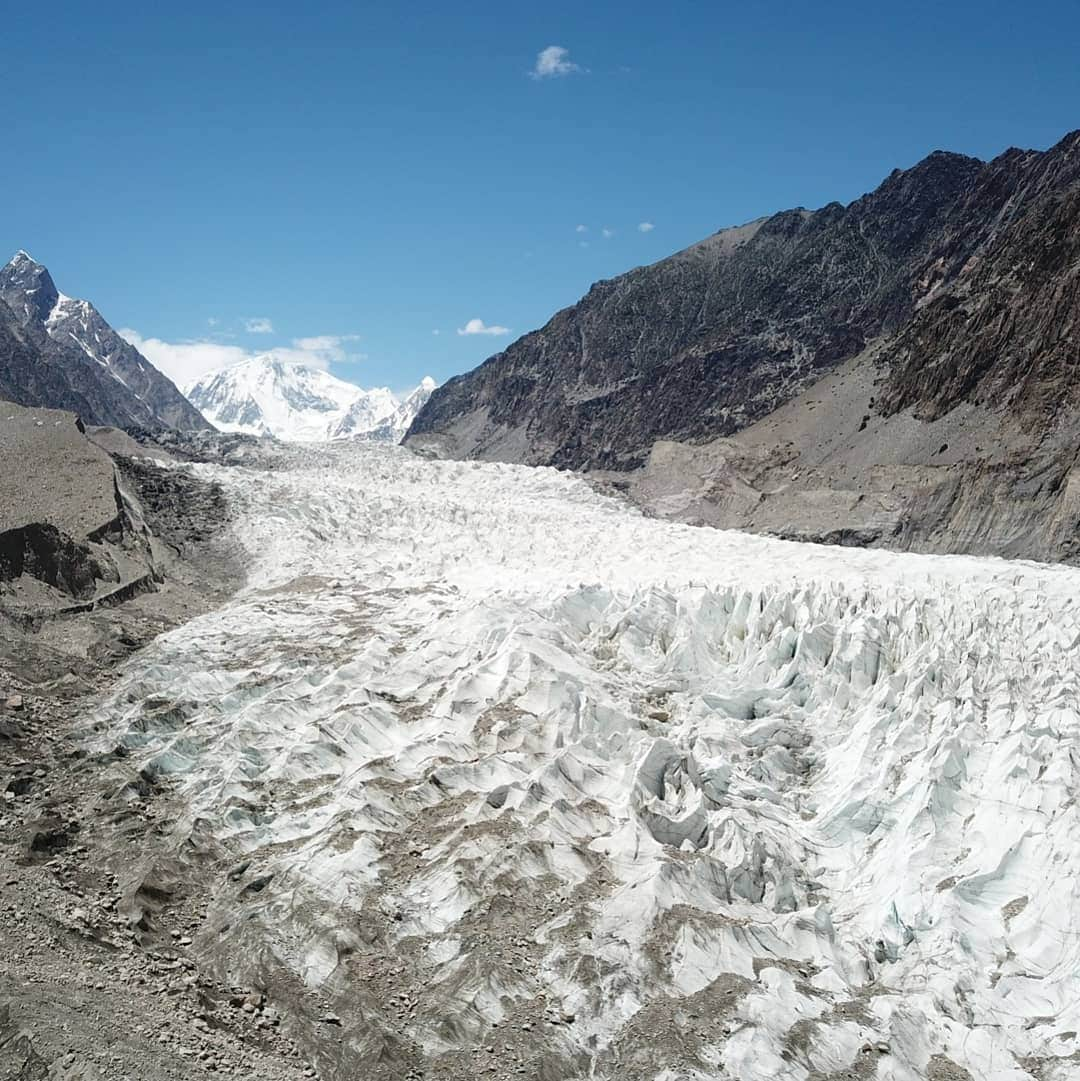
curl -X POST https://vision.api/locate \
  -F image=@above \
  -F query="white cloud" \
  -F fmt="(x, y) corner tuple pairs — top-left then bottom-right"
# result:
(119, 329), (363, 388)
(638, 221), (655, 233)
(575, 224), (588, 233)
(244, 317), (274, 334)
(291, 335), (361, 363)
(432, 329), (441, 336)
(457, 318), (510, 337)
(531, 45), (580, 80)
(602, 227), (615, 239)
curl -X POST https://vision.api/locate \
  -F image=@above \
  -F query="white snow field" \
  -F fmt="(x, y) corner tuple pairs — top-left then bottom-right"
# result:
(90, 442), (1080, 1081)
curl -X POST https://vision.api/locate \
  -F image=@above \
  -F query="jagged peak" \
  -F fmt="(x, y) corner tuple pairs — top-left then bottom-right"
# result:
(3, 249), (52, 279)
(1, 250), (60, 327)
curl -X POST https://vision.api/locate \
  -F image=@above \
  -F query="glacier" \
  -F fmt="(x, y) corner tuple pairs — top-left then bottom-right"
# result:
(84, 441), (1080, 1081)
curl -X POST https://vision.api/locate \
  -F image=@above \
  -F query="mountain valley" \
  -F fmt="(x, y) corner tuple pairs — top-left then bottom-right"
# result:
(3, 126), (1080, 1081)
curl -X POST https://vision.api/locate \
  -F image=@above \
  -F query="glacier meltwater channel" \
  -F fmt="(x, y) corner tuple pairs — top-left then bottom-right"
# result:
(87, 442), (1080, 1080)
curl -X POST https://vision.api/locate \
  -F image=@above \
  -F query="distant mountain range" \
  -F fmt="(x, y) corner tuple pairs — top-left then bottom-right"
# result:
(184, 356), (436, 443)
(0, 251), (210, 430)
(405, 128), (1080, 562)
(0, 250), (436, 445)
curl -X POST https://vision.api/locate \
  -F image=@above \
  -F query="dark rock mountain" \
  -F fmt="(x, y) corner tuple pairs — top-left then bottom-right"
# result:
(0, 252), (211, 430)
(407, 130), (1080, 475)
(876, 137), (1080, 423)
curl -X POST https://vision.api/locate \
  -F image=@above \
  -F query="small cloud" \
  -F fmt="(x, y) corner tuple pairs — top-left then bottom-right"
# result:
(244, 317), (274, 334)
(207, 317), (219, 328)
(292, 334), (361, 363)
(579, 240), (590, 249)
(638, 221), (655, 233)
(602, 227), (615, 239)
(432, 329), (441, 336)
(575, 224), (588, 234)
(531, 45), (580, 80)
(457, 318), (510, 337)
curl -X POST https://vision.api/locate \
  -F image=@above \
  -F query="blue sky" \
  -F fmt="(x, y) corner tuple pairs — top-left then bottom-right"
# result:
(4, 1), (1079, 392)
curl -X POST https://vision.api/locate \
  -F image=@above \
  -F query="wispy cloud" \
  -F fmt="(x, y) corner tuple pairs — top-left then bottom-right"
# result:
(244, 317), (274, 334)
(457, 318), (510, 337)
(291, 335), (362, 363)
(531, 45), (580, 80)
(119, 329), (363, 387)
(432, 329), (441, 336)
(638, 221), (655, 233)
(602, 227), (615, 239)
(575, 224), (588, 233)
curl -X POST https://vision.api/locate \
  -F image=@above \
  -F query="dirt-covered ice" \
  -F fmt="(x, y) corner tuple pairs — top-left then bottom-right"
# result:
(86, 441), (1080, 1080)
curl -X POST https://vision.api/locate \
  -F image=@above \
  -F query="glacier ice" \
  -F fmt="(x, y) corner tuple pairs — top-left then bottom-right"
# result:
(85, 442), (1080, 1080)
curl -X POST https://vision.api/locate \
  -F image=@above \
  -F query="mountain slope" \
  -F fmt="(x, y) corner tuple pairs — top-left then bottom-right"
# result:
(0, 252), (211, 430)
(406, 130), (1080, 475)
(185, 356), (435, 443)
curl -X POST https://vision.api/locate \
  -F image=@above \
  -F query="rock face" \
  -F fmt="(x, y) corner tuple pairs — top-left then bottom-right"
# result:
(406, 129), (1080, 479)
(0, 402), (157, 611)
(876, 138), (1080, 425)
(0, 252), (211, 431)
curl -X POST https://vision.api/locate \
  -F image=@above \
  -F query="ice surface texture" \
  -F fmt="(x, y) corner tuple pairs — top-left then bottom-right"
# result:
(88, 442), (1080, 1080)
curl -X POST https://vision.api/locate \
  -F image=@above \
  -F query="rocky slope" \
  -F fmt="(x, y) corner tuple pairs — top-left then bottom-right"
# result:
(619, 347), (1080, 563)
(0, 252), (212, 431)
(406, 129), (1080, 560)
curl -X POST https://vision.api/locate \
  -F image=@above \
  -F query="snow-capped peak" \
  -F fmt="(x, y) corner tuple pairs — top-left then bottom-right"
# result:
(184, 355), (434, 443)
(330, 373), (438, 443)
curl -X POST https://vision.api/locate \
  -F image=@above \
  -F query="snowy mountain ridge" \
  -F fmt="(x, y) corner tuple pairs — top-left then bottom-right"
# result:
(184, 355), (435, 443)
